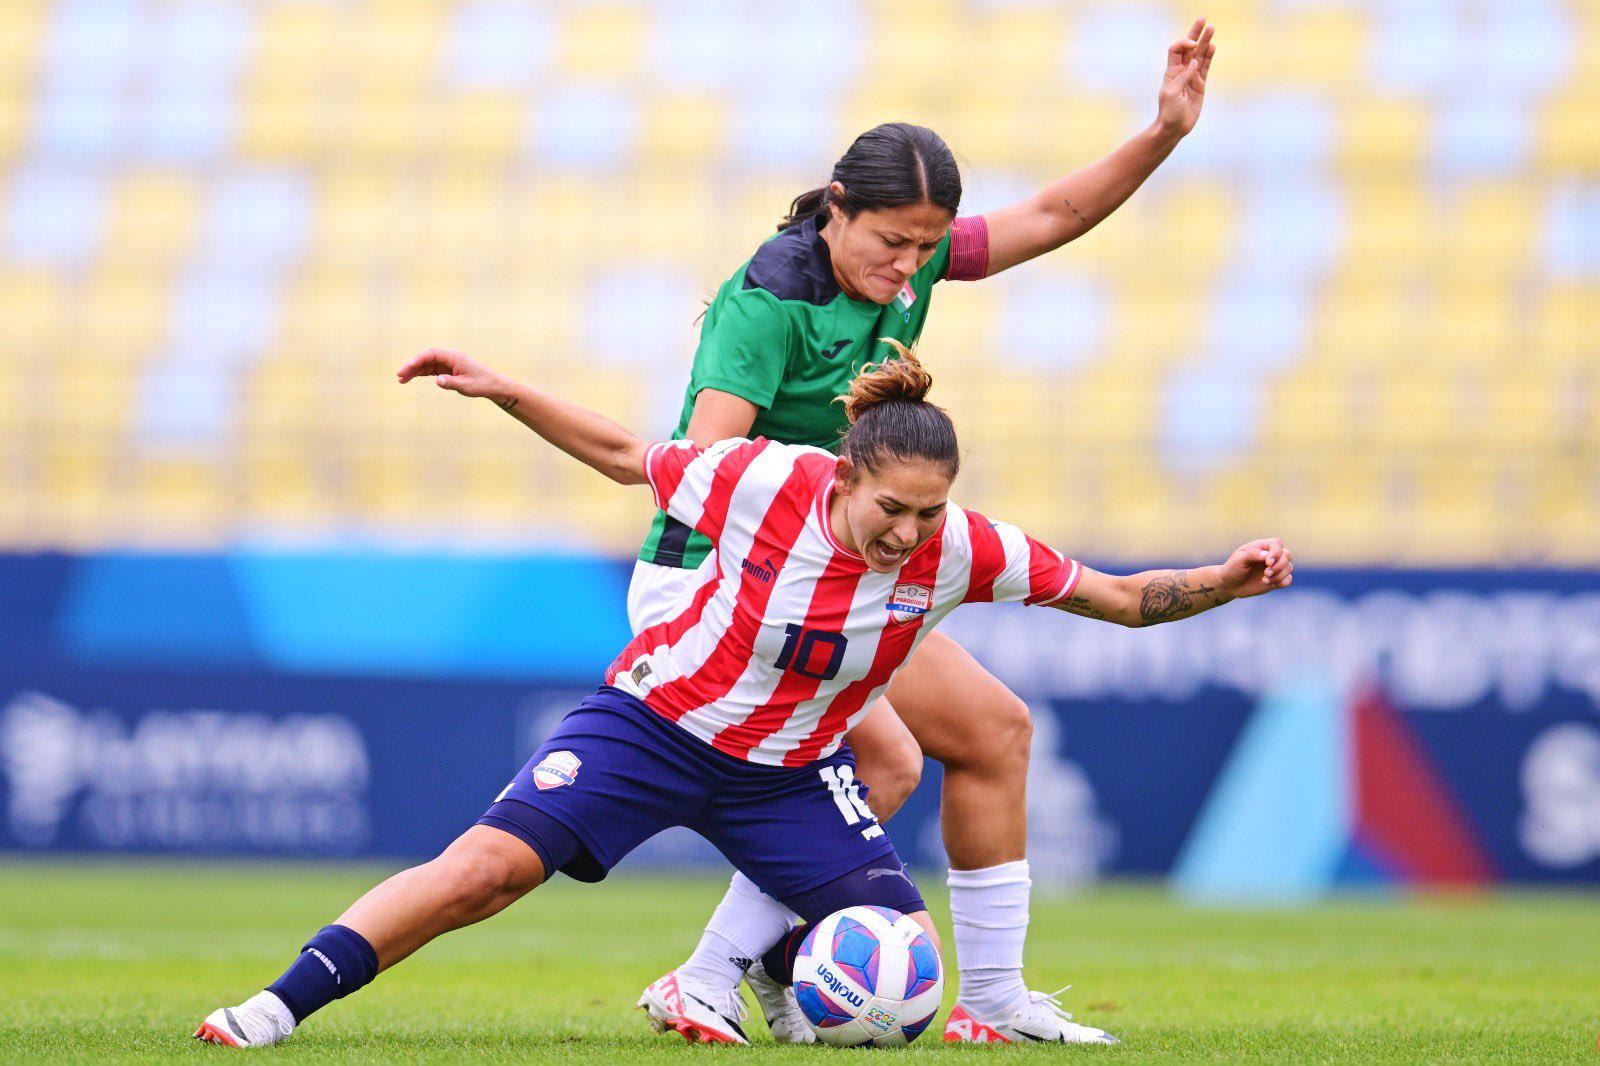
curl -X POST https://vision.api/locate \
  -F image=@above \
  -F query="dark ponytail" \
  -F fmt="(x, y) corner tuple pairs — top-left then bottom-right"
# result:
(838, 340), (959, 479)
(777, 123), (962, 232)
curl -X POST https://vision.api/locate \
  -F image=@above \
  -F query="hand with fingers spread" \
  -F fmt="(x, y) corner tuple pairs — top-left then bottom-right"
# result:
(397, 348), (512, 405)
(1218, 538), (1295, 600)
(1156, 17), (1215, 138)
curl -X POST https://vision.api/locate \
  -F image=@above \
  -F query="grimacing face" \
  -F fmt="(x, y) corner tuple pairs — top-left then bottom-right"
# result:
(832, 456), (955, 573)
(822, 189), (955, 305)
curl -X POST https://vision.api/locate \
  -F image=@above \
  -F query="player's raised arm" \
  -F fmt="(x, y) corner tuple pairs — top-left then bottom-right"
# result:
(977, 17), (1215, 276)
(397, 348), (649, 485)
(1049, 538), (1292, 627)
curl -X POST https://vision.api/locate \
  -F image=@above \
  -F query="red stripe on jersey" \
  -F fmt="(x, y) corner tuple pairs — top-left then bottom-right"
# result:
(710, 549), (866, 760)
(783, 534), (946, 766)
(605, 552), (723, 685)
(645, 441), (695, 513)
(1023, 536), (1077, 605)
(963, 509), (1006, 603)
(698, 438), (770, 543)
(644, 454), (829, 723)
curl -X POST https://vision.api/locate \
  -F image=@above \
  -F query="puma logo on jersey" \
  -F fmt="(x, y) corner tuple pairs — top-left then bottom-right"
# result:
(741, 556), (778, 583)
(819, 339), (850, 360)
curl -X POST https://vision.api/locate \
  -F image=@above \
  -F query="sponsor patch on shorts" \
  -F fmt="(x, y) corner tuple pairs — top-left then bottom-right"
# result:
(532, 750), (581, 790)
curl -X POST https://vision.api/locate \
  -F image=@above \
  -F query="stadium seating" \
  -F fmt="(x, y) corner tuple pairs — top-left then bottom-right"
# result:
(2, 0), (1597, 562)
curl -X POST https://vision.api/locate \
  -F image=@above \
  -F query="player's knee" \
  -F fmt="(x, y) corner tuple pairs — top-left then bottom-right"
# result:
(435, 840), (533, 914)
(861, 734), (922, 820)
(962, 693), (1033, 774)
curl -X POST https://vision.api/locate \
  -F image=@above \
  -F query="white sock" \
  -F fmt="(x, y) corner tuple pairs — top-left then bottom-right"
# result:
(948, 860), (1032, 1018)
(677, 872), (800, 993)
(246, 990), (296, 1031)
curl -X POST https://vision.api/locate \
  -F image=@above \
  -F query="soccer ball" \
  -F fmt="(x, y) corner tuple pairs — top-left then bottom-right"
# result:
(792, 905), (944, 1047)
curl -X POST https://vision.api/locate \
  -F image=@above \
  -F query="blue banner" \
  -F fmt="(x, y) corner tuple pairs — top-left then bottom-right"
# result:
(3, 553), (1597, 891)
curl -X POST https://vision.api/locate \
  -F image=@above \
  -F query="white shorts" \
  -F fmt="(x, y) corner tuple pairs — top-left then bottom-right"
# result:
(627, 557), (717, 634)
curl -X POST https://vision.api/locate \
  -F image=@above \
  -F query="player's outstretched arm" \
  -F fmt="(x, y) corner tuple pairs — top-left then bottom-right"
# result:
(397, 348), (649, 485)
(1049, 538), (1292, 627)
(979, 17), (1215, 276)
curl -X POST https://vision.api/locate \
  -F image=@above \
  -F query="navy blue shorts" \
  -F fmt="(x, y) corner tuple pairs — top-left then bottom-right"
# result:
(477, 686), (906, 902)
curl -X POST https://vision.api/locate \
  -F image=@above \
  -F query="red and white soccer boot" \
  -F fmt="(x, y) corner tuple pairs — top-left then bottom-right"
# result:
(944, 987), (1119, 1045)
(193, 990), (296, 1047)
(636, 970), (750, 1045)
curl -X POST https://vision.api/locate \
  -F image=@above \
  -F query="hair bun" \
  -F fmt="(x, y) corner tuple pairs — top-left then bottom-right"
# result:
(841, 339), (933, 423)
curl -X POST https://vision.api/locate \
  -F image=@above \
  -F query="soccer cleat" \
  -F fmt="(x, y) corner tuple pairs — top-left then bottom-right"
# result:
(744, 959), (816, 1044)
(636, 970), (750, 1045)
(193, 991), (296, 1048)
(943, 987), (1119, 1045)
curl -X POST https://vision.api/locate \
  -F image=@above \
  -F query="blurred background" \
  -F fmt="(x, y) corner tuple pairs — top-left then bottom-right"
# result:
(2, 0), (1598, 898)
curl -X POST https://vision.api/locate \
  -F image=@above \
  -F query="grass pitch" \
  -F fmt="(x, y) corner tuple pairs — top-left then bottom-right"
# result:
(0, 860), (1596, 1062)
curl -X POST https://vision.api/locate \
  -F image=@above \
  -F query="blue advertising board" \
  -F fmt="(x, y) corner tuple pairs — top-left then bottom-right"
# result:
(2, 553), (1597, 893)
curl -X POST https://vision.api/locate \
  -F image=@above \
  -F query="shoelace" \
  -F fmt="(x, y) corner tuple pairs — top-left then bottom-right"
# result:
(722, 990), (749, 1024)
(1026, 985), (1076, 1021)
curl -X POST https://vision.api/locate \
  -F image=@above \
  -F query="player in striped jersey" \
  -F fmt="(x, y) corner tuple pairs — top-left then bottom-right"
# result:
(193, 344), (1290, 1049)
(637, 19), (1217, 1045)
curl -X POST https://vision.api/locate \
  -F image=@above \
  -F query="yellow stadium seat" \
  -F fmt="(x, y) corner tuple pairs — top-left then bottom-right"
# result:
(557, 4), (650, 79)
(347, 1), (445, 91)
(1528, 283), (1600, 368)
(1538, 90), (1600, 173)
(103, 172), (198, 269)
(1266, 6), (1368, 89)
(1337, 100), (1430, 175)
(1431, 180), (1537, 284)
(638, 93), (725, 167)
(440, 91), (527, 162)
(129, 458), (230, 547)
(0, 269), (70, 348)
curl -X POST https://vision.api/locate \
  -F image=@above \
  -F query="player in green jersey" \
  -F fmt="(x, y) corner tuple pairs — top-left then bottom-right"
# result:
(634, 18), (1217, 1047)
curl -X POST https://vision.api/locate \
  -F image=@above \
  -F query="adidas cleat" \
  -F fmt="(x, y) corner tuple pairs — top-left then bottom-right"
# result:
(636, 970), (750, 1045)
(193, 991), (296, 1048)
(744, 959), (815, 1044)
(944, 987), (1119, 1045)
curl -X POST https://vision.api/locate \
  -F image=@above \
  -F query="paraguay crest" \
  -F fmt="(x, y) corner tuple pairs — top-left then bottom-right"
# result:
(886, 582), (932, 624)
(531, 750), (581, 790)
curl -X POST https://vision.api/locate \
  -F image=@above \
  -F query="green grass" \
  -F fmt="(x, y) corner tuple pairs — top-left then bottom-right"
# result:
(0, 861), (1597, 1063)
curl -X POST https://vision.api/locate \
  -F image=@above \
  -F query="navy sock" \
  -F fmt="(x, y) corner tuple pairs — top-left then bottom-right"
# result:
(267, 924), (379, 1023)
(759, 925), (810, 986)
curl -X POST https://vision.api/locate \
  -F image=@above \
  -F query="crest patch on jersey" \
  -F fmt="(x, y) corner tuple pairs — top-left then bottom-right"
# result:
(893, 282), (916, 311)
(531, 750), (581, 790)
(886, 582), (932, 623)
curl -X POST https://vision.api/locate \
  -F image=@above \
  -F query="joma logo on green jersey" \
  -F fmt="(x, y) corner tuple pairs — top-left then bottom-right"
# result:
(820, 339), (850, 360)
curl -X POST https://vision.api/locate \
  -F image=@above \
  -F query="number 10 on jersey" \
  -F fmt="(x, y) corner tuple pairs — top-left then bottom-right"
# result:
(773, 623), (847, 680)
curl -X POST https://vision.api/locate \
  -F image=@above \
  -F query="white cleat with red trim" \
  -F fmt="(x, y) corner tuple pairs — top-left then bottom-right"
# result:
(193, 991), (296, 1048)
(636, 970), (750, 1045)
(943, 988), (1119, 1045)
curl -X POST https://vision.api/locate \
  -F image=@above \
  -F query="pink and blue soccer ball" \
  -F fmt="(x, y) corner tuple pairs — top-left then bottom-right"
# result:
(792, 905), (944, 1047)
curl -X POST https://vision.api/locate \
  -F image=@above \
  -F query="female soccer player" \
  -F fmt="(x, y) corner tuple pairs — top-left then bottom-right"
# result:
(637, 17), (1216, 1047)
(195, 343), (1291, 1049)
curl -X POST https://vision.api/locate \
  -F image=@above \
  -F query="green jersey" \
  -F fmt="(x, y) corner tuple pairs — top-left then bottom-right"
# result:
(638, 216), (960, 569)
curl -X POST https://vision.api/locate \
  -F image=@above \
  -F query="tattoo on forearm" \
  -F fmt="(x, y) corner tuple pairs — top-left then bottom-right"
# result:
(1062, 197), (1088, 225)
(1053, 595), (1108, 621)
(496, 396), (518, 412)
(1137, 570), (1233, 625)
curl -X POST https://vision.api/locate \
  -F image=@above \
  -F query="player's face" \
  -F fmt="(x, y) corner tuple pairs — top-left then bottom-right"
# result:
(824, 197), (954, 305)
(834, 457), (954, 573)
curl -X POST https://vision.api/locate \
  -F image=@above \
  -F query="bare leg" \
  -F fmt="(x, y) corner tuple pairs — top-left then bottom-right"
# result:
(842, 698), (924, 821)
(885, 630), (1031, 868)
(336, 824), (546, 970)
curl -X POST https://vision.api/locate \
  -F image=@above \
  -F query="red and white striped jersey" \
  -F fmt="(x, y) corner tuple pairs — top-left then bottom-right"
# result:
(605, 437), (1081, 767)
